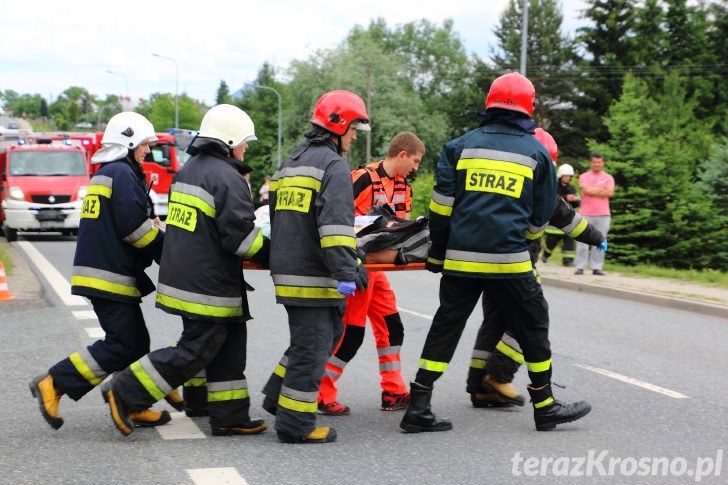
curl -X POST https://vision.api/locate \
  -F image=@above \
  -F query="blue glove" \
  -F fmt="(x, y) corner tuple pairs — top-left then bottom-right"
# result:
(337, 281), (356, 296)
(597, 239), (608, 252)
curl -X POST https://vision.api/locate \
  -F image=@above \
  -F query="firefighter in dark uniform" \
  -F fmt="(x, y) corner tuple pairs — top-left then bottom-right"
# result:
(542, 162), (580, 266)
(261, 90), (369, 444)
(101, 104), (269, 437)
(400, 73), (591, 433)
(29, 112), (175, 430)
(467, 128), (607, 409)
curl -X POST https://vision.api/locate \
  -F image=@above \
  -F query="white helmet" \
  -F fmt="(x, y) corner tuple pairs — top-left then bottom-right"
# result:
(199, 104), (257, 147)
(556, 164), (574, 178)
(91, 112), (157, 163)
(101, 112), (157, 149)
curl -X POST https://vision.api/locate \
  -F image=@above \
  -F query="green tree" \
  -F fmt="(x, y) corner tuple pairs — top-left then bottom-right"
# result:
(485, 0), (581, 156)
(591, 73), (724, 269)
(575, 0), (640, 147)
(136, 93), (206, 131)
(216, 80), (232, 105)
(236, 62), (286, 193)
(698, 139), (728, 218)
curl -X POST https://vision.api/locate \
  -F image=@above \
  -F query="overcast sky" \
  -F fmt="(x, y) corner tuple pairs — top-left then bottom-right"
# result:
(1, 0), (589, 106)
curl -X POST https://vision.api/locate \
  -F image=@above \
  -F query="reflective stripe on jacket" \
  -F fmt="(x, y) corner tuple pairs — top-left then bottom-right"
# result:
(155, 139), (263, 323)
(428, 122), (556, 278)
(71, 160), (163, 303)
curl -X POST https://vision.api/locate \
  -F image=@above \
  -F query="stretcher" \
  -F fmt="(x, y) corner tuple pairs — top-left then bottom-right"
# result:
(243, 261), (425, 271)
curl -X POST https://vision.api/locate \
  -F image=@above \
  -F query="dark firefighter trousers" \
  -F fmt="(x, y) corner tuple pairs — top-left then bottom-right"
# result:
(466, 304), (524, 395)
(49, 298), (150, 400)
(262, 304), (345, 438)
(416, 275), (552, 390)
(112, 317), (251, 429)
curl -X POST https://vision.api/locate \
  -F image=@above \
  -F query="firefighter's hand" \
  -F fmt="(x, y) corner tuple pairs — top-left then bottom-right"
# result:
(597, 239), (608, 252)
(336, 281), (356, 297)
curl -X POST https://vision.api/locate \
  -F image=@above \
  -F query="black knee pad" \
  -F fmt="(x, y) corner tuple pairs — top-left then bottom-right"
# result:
(384, 313), (404, 346)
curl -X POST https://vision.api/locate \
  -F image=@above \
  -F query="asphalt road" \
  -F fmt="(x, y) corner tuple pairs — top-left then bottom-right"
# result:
(2, 236), (726, 484)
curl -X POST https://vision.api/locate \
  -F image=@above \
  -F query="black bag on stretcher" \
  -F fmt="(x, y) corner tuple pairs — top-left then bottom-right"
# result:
(355, 204), (431, 265)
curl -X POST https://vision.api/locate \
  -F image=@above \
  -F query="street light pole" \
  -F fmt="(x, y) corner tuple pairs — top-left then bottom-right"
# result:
(152, 53), (179, 128)
(245, 83), (282, 169)
(106, 70), (129, 107)
(520, 0), (529, 76)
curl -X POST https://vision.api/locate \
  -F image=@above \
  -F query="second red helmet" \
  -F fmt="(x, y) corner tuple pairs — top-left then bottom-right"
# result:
(534, 127), (558, 162)
(311, 90), (370, 136)
(485, 72), (535, 116)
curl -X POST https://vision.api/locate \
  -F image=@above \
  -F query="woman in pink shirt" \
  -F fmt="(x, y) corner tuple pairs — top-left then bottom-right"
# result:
(575, 153), (614, 275)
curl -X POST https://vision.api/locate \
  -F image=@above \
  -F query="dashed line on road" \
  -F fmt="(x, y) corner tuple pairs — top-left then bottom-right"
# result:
(575, 363), (690, 399)
(157, 412), (206, 440)
(186, 468), (248, 485)
(17, 241), (88, 307)
(73, 310), (96, 320)
(85, 327), (104, 339)
(399, 307), (433, 319)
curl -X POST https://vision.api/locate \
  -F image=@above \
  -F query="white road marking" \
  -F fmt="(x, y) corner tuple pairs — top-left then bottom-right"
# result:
(84, 327), (104, 339)
(399, 307), (433, 320)
(157, 412), (206, 440)
(17, 241), (87, 307)
(186, 468), (248, 485)
(73, 310), (97, 320)
(576, 363), (690, 399)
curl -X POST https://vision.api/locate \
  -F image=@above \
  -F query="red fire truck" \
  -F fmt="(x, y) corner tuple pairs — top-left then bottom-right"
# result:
(0, 135), (91, 241)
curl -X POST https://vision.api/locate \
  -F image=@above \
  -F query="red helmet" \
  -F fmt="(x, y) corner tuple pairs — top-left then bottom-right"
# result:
(534, 128), (558, 162)
(311, 90), (369, 136)
(485, 72), (535, 116)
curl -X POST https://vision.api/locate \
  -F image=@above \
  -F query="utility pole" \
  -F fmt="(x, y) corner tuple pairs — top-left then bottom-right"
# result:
(520, 0), (529, 76)
(366, 60), (372, 164)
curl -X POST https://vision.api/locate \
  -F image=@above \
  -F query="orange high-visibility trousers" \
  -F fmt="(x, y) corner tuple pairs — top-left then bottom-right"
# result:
(319, 272), (408, 404)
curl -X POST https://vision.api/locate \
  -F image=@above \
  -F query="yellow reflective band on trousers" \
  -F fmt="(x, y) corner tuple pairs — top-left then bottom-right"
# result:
(69, 352), (103, 386)
(534, 397), (554, 408)
(526, 358), (552, 373)
(320, 235), (357, 249)
(496, 340), (525, 364)
(71, 275), (141, 298)
(274, 364), (286, 378)
(470, 358), (486, 369)
(156, 293), (243, 318)
(525, 229), (544, 240)
(131, 360), (166, 401)
(429, 198), (453, 217)
(207, 389), (249, 402)
(184, 377), (207, 387)
(419, 358), (448, 373)
(278, 394), (317, 414)
(169, 191), (216, 218)
(444, 259), (533, 274)
(274, 286), (342, 300)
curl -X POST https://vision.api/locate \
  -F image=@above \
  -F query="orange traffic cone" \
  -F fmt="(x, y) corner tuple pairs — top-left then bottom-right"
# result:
(0, 262), (16, 301)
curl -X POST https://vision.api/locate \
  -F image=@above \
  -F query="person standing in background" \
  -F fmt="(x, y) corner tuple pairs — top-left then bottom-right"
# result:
(574, 153), (614, 276)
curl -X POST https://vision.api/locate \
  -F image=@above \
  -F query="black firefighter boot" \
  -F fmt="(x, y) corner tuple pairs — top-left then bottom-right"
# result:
(399, 382), (452, 433)
(527, 383), (591, 431)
